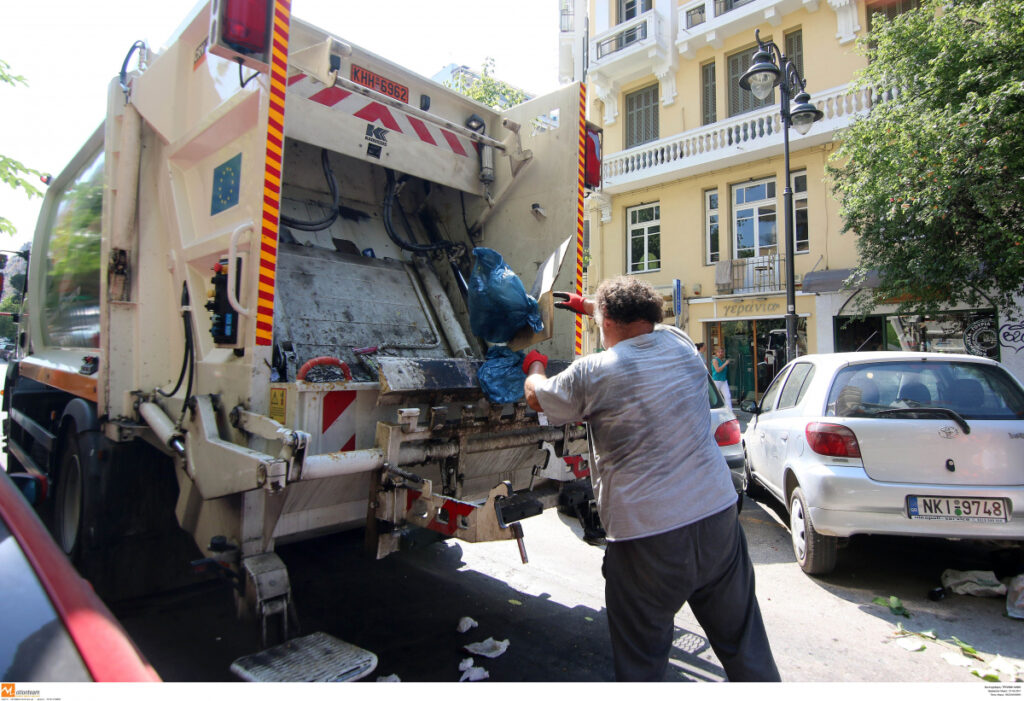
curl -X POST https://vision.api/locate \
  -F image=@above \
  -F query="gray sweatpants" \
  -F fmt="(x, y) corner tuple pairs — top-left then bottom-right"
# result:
(602, 505), (781, 682)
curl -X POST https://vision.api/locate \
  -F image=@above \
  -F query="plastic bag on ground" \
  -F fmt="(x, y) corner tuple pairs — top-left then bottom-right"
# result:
(477, 346), (526, 404)
(464, 637), (510, 659)
(468, 247), (542, 344)
(940, 569), (1007, 597)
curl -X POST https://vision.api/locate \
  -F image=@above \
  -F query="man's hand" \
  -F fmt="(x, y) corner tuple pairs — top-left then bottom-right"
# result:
(522, 349), (548, 375)
(553, 291), (589, 316)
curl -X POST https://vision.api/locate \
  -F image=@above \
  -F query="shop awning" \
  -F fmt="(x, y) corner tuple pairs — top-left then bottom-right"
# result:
(802, 268), (880, 293)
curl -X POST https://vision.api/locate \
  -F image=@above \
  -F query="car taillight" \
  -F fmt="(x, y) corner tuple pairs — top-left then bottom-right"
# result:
(714, 419), (741, 446)
(805, 422), (862, 458)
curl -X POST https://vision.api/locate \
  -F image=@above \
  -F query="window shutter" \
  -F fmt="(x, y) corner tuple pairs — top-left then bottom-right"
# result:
(701, 62), (717, 125)
(785, 30), (804, 78)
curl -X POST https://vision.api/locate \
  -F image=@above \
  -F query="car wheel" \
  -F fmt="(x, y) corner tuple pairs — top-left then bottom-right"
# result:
(789, 486), (838, 575)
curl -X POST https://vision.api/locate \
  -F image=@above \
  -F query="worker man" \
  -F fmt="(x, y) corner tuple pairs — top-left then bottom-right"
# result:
(526, 277), (780, 682)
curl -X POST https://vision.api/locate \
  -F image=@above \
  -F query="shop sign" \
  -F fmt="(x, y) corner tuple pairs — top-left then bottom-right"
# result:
(721, 300), (782, 317)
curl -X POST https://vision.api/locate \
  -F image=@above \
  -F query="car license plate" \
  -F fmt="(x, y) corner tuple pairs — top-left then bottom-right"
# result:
(907, 496), (1009, 523)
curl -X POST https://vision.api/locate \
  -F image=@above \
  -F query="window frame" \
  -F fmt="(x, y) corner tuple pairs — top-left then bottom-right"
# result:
(626, 202), (661, 274)
(705, 189), (720, 265)
(624, 83), (659, 149)
(792, 169), (809, 254)
(732, 176), (778, 259)
(701, 60), (717, 126)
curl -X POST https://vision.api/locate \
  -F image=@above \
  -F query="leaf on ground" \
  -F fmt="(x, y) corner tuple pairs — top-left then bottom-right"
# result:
(873, 595), (910, 617)
(943, 652), (973, 668)
(508, 599), (523, 606)
(971, 669), (1000, 682)
(951, 636), (983, 660)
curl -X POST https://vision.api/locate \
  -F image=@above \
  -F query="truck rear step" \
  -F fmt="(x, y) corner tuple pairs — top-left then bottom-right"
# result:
(230, 632), (377, 682)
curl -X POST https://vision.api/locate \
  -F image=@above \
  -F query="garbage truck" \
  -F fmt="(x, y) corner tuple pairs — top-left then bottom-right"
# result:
(3, 0), (601, 663)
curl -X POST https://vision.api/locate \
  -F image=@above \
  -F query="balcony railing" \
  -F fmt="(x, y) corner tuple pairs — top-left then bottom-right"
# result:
(714, 0), (756, 17)
(602, 82), (900, 194)
(716, 254), (783, 294)
(595, 17), (649, 59)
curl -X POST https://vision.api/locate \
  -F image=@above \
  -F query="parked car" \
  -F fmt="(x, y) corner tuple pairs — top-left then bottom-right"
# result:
(709, 375), (745, 511)
(740, 351), (1024, 575)
(0, 467), (159, 682)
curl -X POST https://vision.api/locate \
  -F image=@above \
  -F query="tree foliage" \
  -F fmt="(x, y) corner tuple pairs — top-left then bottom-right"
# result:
(827, 0), (1024, 318)
(446, 58), (528, 110)
(1, 58), (43, 237)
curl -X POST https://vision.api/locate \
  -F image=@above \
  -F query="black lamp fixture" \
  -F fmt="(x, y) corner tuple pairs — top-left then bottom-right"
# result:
(739, 29), (823, 365)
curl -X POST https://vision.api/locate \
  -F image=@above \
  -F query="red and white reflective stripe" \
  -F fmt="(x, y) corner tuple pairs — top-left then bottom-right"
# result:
(288, 74), (472, 157)
(321, 390), (357, 452)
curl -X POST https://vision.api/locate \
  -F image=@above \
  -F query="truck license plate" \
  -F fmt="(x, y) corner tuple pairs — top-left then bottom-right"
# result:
(907, 496), (1009, 523)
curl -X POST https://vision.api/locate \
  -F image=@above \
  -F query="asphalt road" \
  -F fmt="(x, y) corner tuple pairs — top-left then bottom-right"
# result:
(2, 364), (1021, 685)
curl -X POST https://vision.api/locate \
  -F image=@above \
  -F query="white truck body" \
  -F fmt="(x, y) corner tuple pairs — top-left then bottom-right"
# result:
(5, 0), (594, 648)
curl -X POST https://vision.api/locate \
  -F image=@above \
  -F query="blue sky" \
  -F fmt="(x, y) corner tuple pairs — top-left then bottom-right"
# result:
(0, 0), (561, 249)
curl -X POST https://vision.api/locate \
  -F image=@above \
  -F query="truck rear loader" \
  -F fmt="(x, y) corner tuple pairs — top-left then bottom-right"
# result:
(3, 0), (600, 672)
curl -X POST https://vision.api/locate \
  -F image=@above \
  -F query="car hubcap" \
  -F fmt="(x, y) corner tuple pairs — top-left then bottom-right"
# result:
(790, 496), (807, 563)
(60, 454), (82, 554)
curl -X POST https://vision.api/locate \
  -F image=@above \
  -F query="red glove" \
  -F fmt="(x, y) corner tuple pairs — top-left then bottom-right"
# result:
(553, 291), (588, 315)
(522, 349), (548, 375)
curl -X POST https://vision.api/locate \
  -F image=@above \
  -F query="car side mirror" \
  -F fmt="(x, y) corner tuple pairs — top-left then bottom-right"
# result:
(739, 399), (759, 414)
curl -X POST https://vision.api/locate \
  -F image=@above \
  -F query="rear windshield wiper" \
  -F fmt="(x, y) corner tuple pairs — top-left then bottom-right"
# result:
(873, 407), (970, 435)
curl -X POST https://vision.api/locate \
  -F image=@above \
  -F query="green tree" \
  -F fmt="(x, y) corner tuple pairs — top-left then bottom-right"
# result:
(1, 58), (43, 237)
(446, 58), (529, 110)
(0, 295), (20, 340)
(827, 0), (1024, 318)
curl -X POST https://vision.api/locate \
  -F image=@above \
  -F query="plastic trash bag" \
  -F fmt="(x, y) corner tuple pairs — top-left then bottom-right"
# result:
(940, 569), (1007, 597)
(468, 247), (543, 344)
(477, 346), (526, 404)
(1007, 574), (1024, 619)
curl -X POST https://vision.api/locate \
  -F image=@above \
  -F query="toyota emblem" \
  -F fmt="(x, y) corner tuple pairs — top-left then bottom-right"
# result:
(938, 426), (959, 439)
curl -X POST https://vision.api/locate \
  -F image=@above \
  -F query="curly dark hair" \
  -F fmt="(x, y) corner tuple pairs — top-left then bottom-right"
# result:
(595, 276), (664, 325)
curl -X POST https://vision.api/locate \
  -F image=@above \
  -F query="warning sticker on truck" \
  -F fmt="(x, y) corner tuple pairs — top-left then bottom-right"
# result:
(351, 65), (409, 103)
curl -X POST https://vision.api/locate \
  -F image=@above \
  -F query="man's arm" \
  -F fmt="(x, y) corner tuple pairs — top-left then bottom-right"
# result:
(522, 350), (548, 412)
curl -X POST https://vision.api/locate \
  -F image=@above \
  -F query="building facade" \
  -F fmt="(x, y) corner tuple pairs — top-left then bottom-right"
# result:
(559, 0), (1024, 401)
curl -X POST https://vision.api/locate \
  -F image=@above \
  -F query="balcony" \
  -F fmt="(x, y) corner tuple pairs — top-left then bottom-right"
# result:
(589, 8), (676, 119)
(716, 254), (784, 295)
(676, 0), (820, 57)
(601, 82), (899, 194)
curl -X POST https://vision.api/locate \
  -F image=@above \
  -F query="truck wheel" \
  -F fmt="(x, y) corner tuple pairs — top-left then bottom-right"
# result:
(789, 486), (838, 575)
(53, 428), (114, 595)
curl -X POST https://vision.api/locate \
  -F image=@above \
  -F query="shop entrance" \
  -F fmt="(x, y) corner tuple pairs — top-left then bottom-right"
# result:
(705, 318), (806, 404)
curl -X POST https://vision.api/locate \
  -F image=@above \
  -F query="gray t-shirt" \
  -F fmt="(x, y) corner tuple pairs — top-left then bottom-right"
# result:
(535, 326), (736, 541)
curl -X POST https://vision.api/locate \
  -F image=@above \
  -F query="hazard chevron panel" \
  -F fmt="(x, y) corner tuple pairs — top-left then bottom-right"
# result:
(321, 390), (357, 453)
(287, 75), (474, 158)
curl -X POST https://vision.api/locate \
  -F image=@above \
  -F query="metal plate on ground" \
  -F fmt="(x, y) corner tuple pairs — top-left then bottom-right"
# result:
(231, 632), (377, 682)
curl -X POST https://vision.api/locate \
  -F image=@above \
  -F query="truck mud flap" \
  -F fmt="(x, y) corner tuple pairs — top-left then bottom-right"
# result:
(231, 631), (377, 682)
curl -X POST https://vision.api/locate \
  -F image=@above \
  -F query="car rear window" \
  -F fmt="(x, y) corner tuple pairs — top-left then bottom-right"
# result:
(826, 360), (1024, 420)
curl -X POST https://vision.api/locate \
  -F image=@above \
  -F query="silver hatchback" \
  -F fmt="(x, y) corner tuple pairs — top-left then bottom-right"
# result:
(741, 352), (1024, 575)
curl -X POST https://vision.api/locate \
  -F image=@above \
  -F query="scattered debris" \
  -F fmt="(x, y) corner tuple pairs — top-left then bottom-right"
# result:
(376, 674), (401, 682)
(927, 587), (946, 601)
(459, 666), (490, 682)
(508, 599), (523, 606)
(584, 616), (594, 622)
(464, 637), (510, 659)
(1006, 574), (1024, 619)
(896, 637), (926, 652)
(457, 616), (479, 633)
(872, 595), (910, 617)
(940, 569), (1007, 597)
(951, 636), (984, 661)
(942, 652), (973, 668)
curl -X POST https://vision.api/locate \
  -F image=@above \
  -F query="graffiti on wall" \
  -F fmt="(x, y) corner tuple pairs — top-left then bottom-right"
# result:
(1000, 321), (1024, 353)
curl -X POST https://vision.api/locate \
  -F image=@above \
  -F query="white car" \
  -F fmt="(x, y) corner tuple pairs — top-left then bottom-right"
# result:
(740, 352), (1024, 575)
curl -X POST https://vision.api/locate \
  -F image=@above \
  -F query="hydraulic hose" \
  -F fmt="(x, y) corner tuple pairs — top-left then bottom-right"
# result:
(382, 170), (457, 253)
(281, 149), (340, 232)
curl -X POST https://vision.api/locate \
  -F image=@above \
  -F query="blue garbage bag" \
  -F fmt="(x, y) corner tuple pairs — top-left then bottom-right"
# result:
(468, 247), (543, 344)
(478, 346), (527, 404)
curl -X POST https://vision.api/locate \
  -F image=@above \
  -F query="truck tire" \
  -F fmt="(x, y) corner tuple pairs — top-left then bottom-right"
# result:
(54, 427), (110, 593)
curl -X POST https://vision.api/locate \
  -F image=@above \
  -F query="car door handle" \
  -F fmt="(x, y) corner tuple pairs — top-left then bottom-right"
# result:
(779, 434), (788, 443)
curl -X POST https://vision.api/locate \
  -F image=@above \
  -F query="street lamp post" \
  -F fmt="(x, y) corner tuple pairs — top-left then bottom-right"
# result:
(739, 29), (823, 365)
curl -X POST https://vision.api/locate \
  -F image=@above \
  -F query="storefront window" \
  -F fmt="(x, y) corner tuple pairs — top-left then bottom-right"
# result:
(834, 311), (999, 360)
(707, 317), (807, 402)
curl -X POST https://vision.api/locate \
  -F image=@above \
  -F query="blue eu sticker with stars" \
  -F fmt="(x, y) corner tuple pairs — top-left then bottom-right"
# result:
(211, 153), (242, 215)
